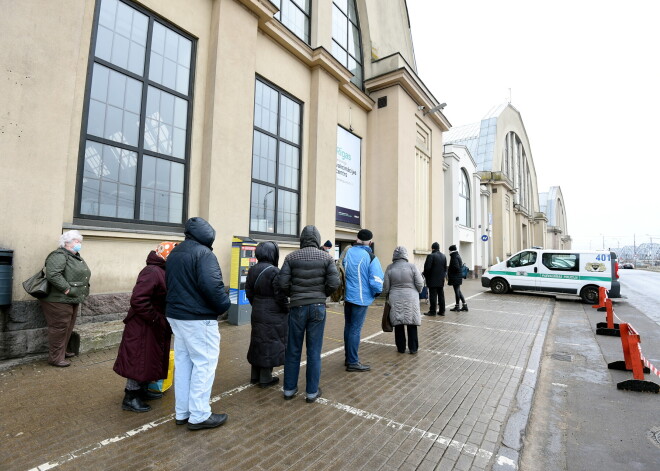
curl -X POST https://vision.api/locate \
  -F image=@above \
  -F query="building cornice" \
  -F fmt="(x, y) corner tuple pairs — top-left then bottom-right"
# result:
(239, 0), (373, 111)
(365, 67), (451, 131)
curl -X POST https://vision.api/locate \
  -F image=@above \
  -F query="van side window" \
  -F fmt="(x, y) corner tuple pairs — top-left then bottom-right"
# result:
(509, 251), (537, 267)
(542, 253), (579, 272)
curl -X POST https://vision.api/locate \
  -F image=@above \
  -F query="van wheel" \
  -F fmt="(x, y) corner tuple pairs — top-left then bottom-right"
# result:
(580, 285), (599, 304)
(491, 278), (509, 294)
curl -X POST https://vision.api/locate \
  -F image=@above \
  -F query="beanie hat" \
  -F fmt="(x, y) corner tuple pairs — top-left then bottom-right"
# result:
(448, 245), (457, 252)
(324, 240), (333, 248)
(357, 229), (373, 241)
(431, 242), (440, 250)
(156, 241), (177, 260)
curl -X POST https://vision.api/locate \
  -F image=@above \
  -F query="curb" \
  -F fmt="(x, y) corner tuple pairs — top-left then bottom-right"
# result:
(492, 300), (555, 470)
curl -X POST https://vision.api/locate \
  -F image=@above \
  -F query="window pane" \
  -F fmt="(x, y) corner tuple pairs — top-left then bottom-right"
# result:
(250, 183), (275, 233)
(278, 142), (299, 190)
(140, 156), (183, 223)
(277, 190), (298, 236)
(279, 96), (300, 144)
(149, 22), (192, 94)
(254, 81), (278, 134)
(348, 0), (358, 23)
(332, 7), (348, 48)
(332, 42), (347, 67)
(144, 87), (186, 157)
(252, 131), (277, 183)
(277, 0), (310, 44)
(334, 0), (348, 14)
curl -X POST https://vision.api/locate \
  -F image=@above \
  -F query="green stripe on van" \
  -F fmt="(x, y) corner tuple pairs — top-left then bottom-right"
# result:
(487, 270), (611, 282)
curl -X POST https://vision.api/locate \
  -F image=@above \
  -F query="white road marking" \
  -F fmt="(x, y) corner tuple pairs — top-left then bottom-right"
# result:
(363, 340), (534, 373)
(552, 383), (568, 388)
(425, 319), (535, 335)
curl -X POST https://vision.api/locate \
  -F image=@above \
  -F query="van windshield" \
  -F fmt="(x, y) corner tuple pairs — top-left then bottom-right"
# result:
(508, 251), (537, 268)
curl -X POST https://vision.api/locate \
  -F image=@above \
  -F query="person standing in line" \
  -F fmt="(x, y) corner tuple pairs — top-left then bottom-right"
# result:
(114, 242), (176, 413)
(423, 242), (447, 316)
(165, 217), (231, 431)
(40, 230), (91, 367)
(447, 244), (468, 312)
(245, 241), (289, 389)
(322, 240), (334, 254)
(279, 225), (340, 403)
(383, 246), (424, 354)
(342, 229), (384, 372)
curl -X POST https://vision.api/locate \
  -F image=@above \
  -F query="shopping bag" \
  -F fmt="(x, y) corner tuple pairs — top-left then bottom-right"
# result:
(381, 301), (393, 332)
(148, 350), (174, 392)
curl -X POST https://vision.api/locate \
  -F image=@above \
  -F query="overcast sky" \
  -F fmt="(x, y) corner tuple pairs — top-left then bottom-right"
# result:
(407, 0), (660, 251)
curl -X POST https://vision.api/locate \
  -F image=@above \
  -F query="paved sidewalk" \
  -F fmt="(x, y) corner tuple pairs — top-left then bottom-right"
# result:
(0, 280), (552, 471)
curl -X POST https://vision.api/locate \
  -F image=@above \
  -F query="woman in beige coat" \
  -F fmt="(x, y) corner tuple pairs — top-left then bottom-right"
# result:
(382, 246), (424, 354)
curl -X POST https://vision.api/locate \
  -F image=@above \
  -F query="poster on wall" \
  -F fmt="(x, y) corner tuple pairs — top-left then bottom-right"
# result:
(336, 126), (361, 225)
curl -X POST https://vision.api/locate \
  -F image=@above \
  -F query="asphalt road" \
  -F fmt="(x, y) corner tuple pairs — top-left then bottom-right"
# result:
(618, 268), (660, 326)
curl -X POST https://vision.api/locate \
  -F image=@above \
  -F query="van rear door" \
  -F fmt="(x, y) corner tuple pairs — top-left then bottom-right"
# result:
(537, 252), (580, 294)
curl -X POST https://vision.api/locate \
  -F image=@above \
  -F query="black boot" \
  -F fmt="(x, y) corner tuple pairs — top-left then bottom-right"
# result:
(122, 389), (151, 412)
(460, 304), (468, 312)
(450, 305), (461, 312)
(139, 383), (163, 401)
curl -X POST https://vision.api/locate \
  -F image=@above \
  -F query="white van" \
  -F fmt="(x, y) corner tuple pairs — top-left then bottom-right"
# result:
(481, 249), (621, 304)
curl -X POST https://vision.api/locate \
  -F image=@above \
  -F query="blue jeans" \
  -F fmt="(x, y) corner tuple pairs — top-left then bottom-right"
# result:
(167, 318), (220, 424)
(344, 302), (369, 365)
(283, 304), (326, 397)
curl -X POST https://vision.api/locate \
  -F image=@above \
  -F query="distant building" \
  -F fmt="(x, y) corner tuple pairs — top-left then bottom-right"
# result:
(539, 186), (571, 249)
(444, 103), (565, 264)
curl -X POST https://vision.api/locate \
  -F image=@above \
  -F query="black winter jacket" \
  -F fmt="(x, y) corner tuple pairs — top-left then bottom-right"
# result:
(279, 226), (340, 307)
(423, 250), (447, 287)
(165, 217), (231, 320)
(447, 251), (464, 286)
(246, 242), (289, 368)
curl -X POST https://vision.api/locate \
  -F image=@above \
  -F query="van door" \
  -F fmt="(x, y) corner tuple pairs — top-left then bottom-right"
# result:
(506, 250), (539, 291)
(537, 252), (580, 294)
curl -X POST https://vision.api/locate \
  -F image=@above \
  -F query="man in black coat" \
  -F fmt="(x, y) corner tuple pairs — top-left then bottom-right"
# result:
(166, 217), (231, 431)
(423, 242), (447, 316)
(279, 225), (340, 403)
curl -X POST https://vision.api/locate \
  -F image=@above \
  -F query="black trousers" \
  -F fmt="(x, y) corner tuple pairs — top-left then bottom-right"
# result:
(452, 284), (466, 305)
(250, 365), (274, 384)
(394, 325), (418, 353)
(428, 286), (445, 313)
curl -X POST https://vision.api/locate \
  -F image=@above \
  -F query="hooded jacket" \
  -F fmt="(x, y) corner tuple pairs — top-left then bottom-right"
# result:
(343, 243), (384, 306)
(114, 251), (172, 381)
(279, 225), (340, 307)
(245, 241), (289, 367)
(383, 246), (424, 326)
(165, 217), (231, 320)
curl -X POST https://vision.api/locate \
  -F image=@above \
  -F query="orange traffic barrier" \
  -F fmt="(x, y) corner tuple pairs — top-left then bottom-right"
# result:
(592, 286), (608, 310)
(607, 323), (659, 393)
(595, 298), (620, 336)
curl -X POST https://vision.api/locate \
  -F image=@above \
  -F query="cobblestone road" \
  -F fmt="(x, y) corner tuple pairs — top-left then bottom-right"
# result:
(1, 281), (552, 471)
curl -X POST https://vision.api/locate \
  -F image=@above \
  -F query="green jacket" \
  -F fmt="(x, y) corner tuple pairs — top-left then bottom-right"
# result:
(43, 248), (92, 304)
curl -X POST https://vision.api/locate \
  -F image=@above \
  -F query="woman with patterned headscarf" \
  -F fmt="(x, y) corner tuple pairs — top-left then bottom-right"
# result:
(113, 242), (177, 412)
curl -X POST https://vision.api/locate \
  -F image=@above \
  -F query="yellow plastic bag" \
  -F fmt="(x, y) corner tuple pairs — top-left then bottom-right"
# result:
(148, 350), (174, 392)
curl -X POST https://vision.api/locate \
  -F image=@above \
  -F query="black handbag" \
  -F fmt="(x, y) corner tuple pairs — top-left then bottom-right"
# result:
(22, 268), (50, 298)
(381, 300), (393, 332)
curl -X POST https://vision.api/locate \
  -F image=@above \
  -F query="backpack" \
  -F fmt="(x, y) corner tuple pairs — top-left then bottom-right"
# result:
(329, 246), (375, 303)
(461, 263), (469, 279)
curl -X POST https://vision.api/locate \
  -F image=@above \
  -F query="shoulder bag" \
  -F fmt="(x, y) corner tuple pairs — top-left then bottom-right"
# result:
(23, 268), (50, 298)
(381, 298), (393, 332)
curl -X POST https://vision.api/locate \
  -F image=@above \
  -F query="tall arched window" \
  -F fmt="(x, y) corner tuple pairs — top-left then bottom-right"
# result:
(331, 0), (363, 88)
(458, 169), (471, 227)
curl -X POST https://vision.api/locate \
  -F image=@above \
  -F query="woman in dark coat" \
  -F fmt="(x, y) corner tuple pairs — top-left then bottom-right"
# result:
(113, 242), (176, 412)
(447, 244), (467, 312)
(245, 241), (289, 388)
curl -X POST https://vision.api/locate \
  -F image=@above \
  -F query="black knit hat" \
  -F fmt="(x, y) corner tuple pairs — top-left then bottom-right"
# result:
(323, 240), (333, 248)
(431, 242), (440, 250)
(449, 245), (457, 251)
(357, 229), (373, 241)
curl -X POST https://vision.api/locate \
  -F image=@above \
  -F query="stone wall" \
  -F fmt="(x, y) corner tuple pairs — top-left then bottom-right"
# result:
(0, 293), (130, 360)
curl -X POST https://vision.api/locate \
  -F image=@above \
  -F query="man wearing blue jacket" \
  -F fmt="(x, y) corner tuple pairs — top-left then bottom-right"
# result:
(342, 229), (384, 372)
(166, 217), (231, 431)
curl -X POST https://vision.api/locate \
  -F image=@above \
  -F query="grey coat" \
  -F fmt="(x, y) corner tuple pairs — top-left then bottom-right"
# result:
(382, 246), (424, 326)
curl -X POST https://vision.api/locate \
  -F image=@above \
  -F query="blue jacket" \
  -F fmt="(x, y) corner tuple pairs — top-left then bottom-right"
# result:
(165, 217), (231, 320)
(343, 245), (384, 306)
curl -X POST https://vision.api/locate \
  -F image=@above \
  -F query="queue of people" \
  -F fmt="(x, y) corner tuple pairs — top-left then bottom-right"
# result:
(38, 223), (467, 431)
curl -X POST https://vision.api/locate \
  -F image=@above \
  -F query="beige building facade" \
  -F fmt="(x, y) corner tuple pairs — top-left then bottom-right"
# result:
(0, 0), (449, 359)
(539, 186), (572, 250)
